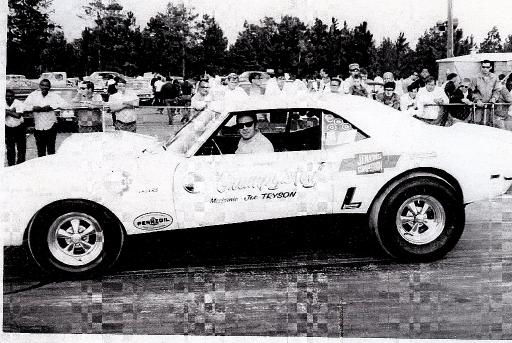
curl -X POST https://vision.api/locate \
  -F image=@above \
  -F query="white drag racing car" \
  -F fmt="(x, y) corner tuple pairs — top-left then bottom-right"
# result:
(2, 95), (512, 276)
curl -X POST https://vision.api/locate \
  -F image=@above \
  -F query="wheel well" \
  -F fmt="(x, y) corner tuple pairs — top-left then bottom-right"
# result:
(23, 198), (126, 243)
(368, 168), (463, 215)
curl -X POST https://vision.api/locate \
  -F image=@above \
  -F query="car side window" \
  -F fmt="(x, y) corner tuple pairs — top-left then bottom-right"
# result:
(322, 110), (369, 149)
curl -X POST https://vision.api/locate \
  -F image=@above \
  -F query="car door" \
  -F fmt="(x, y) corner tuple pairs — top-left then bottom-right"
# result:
(172, 108), (335, 229)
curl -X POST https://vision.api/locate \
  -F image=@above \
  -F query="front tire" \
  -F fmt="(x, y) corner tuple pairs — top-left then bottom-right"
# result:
(27, 200), (124, 277)
(369, 175), (465, 261)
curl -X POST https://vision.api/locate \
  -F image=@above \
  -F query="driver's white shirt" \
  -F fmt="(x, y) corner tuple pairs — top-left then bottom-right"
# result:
(235, 131), (274, 154)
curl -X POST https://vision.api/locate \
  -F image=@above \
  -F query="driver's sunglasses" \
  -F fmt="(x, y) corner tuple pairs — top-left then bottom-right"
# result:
(236, 121), (254, 129)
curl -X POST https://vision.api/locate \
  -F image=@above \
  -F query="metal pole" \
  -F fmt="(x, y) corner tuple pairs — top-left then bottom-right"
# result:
(447, 0), (454, 58)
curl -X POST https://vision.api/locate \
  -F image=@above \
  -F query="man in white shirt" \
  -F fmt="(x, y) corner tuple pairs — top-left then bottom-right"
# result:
(153, 76), (165, 105)
(190, 79), (213, 122)
(5, 89), (26, 165)
(108, 79), (139, 132)
(400, 82), (421, 116)
(235, 113), (274, 154)
(23, 79), (68, 156)
(416, 76), (449, 122)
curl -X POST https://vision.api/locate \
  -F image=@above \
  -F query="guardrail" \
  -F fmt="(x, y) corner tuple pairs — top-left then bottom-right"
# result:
(26, 105), (195, 132)
(421, 103), (511, 129)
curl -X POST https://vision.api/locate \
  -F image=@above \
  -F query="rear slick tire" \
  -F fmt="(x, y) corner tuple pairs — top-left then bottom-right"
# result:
(27, 200), (124, 278)
(369, 176), (465, 262)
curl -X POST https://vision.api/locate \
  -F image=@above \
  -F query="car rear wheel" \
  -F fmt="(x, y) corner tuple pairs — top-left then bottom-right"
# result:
(28, 200), (124, 277)
(369, 175), (465, 261)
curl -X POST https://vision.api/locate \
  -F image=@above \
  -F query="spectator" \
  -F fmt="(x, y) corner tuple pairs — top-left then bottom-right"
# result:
(5, 89), (26, 166)
(107, 76), (117, 96)
(153, 76), (165, 106)
(23, 79), (68, 157)
(348, 74), (369, 97)
(179, 79), (194, 123)
(380, 72), (403, 96)
(358, 68), (373, 98)
(161, 77), (182, 125)
(248, 72), (265, 96)
(224, 73), (249, 101)
(108, 79), (139, 132)
(328, 78), (344, 95)
(74, 81), (103, 133)
(471, 59), (500, 125)
(400, 82), (420, 116)
(318, 68), (331, 92)
(449, 78), (474, 123)
(493, 79), (512, 129)
(417, 76), (449, 123)
(372, 75), (384, 96)
(418, 68), (430, 87)
(343, 63), (360, 93)
(376, 81), (400, 109)
(402, 71), (419, 93)
(190, 79), (212, 121)
(444, 73), (459, 99)
(498, 73), (507, 84)
(265, 70), (289, 97)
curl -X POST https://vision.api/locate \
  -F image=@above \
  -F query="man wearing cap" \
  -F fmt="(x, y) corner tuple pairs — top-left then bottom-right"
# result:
(343, 63), (360, 94)
(23, 79), (68, 157)
(235, 113), (274, 154)
(376, 81), (400, 109)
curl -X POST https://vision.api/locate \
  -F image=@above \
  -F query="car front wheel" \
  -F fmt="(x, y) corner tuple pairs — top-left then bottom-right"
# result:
(27, 200), (124, 277)
(369, 175), (465, 261)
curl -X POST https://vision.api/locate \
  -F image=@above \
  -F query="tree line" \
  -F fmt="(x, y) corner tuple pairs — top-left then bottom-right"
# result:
(7, 0), (512, 80)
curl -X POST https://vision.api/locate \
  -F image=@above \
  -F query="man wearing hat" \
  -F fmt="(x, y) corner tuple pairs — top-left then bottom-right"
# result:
(343, 63), (360, 94)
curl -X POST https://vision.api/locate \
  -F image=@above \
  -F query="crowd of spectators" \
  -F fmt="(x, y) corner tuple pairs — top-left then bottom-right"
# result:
(6, 60), (512, 165)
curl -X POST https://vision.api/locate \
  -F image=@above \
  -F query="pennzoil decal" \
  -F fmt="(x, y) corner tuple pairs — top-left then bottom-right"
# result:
(134, 212), (173, 231)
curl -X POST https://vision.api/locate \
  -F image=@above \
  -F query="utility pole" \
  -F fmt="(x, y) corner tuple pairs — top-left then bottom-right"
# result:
(447, 0), (454, 58)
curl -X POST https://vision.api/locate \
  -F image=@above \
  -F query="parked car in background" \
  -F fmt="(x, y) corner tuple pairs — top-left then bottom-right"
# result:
(39, 72), (75, 88)
(84, 71), (127, 93)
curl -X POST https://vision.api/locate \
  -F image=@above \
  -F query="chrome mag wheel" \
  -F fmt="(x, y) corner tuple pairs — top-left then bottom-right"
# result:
(396, 195), (446, 245)
(47, 212), (105, 267)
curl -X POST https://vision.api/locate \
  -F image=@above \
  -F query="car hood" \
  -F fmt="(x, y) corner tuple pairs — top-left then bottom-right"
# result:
(58, 131), (159, 158)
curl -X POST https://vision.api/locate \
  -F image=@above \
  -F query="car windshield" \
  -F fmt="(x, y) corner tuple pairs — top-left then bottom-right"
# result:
(163, 108), (220, 154)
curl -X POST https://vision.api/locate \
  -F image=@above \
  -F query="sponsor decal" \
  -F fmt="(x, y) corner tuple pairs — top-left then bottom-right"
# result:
(216, 162), (326, 193)
(341, 187), (362, 209)
(133, 212), (173, 231)
(138, 187), (158, 194)
(356, 152), (383, 175)
(339, 154), (400, 173)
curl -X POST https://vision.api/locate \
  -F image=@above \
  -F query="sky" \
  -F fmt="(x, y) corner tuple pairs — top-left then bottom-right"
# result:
(49, 0), (512, 47)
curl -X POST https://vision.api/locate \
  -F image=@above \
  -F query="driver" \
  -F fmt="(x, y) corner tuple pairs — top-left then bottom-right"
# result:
(235, 113), (274, 154)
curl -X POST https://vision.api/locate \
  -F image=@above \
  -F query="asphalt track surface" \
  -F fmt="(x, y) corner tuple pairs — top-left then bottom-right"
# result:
(3, 195), (512, 339)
